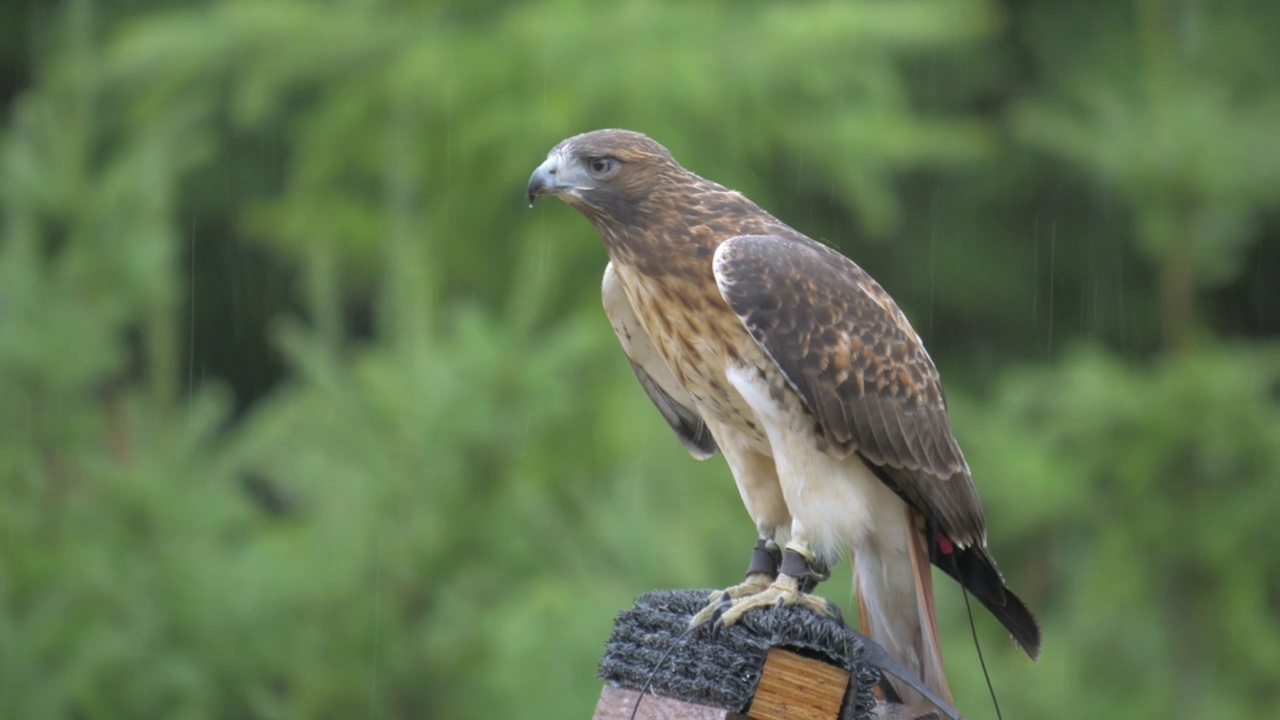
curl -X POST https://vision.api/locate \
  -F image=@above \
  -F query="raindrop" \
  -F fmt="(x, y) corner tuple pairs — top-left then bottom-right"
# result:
(188, 217), (197, 394)
(1031, 214), (1039, 328)
(1046, 221), (1056, 357)
(928, 188), (938, 336)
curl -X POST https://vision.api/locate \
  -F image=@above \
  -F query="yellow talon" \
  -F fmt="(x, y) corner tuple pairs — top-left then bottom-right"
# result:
(694, 573), (838, 627)
(689, 572), (774, 627)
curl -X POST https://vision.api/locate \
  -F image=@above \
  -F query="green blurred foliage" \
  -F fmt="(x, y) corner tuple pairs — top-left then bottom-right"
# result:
(1, 0), (1277, 718)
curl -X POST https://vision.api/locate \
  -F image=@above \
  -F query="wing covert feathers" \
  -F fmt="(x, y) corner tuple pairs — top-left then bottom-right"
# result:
(714, 234), (1042, 658)
(712, 234), (985, 546)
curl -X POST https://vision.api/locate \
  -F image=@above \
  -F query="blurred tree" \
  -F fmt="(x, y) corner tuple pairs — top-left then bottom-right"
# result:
(956, 345), (1280, 718)
(1015, 0), (1280, 353)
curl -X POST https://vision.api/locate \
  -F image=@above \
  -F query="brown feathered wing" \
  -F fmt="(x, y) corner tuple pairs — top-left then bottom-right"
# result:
(713, 234), (1040, 660)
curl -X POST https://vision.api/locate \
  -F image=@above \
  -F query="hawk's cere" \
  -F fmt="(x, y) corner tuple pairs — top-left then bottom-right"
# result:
(528, 129), (1040, 710)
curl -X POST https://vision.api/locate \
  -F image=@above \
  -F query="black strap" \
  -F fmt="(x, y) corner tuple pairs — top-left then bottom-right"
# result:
(780, 547), (830, 593)
(745, 538), (781, 577)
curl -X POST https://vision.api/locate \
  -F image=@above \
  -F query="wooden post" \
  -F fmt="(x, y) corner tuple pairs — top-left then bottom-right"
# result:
(593, 589), (953, 720)
(750, 649), (850, 720)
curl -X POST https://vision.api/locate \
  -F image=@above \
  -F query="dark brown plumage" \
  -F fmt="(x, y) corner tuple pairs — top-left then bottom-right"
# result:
(529, 129), (1040, 709)
(714, 235), (977, 538)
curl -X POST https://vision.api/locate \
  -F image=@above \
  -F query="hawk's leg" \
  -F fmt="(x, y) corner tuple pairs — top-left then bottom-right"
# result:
(688, 538), (781, 627)
(714, 542), (841, 626)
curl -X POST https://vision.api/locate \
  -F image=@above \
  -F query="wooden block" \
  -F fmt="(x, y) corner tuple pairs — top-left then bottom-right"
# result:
(593, 684), (749, 720)
(746, 648), (850, 720)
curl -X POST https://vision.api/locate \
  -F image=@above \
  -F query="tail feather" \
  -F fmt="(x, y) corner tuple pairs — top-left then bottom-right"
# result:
(933, 541), (1042, 660)
(905, 513), (951, 704)
(851, 507), (953, 710)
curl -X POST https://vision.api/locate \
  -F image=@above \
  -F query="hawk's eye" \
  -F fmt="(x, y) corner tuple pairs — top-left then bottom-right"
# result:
(587, 156), (616, 178)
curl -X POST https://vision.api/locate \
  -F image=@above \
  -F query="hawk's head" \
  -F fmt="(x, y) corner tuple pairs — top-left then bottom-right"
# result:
(527, 129), (684, 223)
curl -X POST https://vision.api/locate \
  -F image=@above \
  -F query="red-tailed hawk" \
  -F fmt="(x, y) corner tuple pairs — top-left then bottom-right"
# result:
(528, 129), (1039, 709)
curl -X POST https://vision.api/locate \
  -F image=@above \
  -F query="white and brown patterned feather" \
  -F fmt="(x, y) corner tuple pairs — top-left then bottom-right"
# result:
(602, 262), (717, 459)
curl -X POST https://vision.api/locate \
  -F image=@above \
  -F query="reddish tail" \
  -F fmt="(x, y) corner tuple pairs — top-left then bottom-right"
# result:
(852, 506), (953, 710)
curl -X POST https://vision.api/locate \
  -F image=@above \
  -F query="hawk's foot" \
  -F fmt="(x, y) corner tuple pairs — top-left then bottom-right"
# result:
(689, 571), (774, 627)
(689, 539), (781, 627)
(715, 572), (841, 626)
(693, 543), (839, 627)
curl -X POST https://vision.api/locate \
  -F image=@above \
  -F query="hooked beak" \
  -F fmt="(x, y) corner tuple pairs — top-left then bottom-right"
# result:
(528, 151), (589, 207)
(527, 155), (559, 207)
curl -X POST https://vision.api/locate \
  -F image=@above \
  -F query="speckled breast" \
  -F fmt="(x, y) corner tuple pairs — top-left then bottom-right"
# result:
(614, 262), (779, 452)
